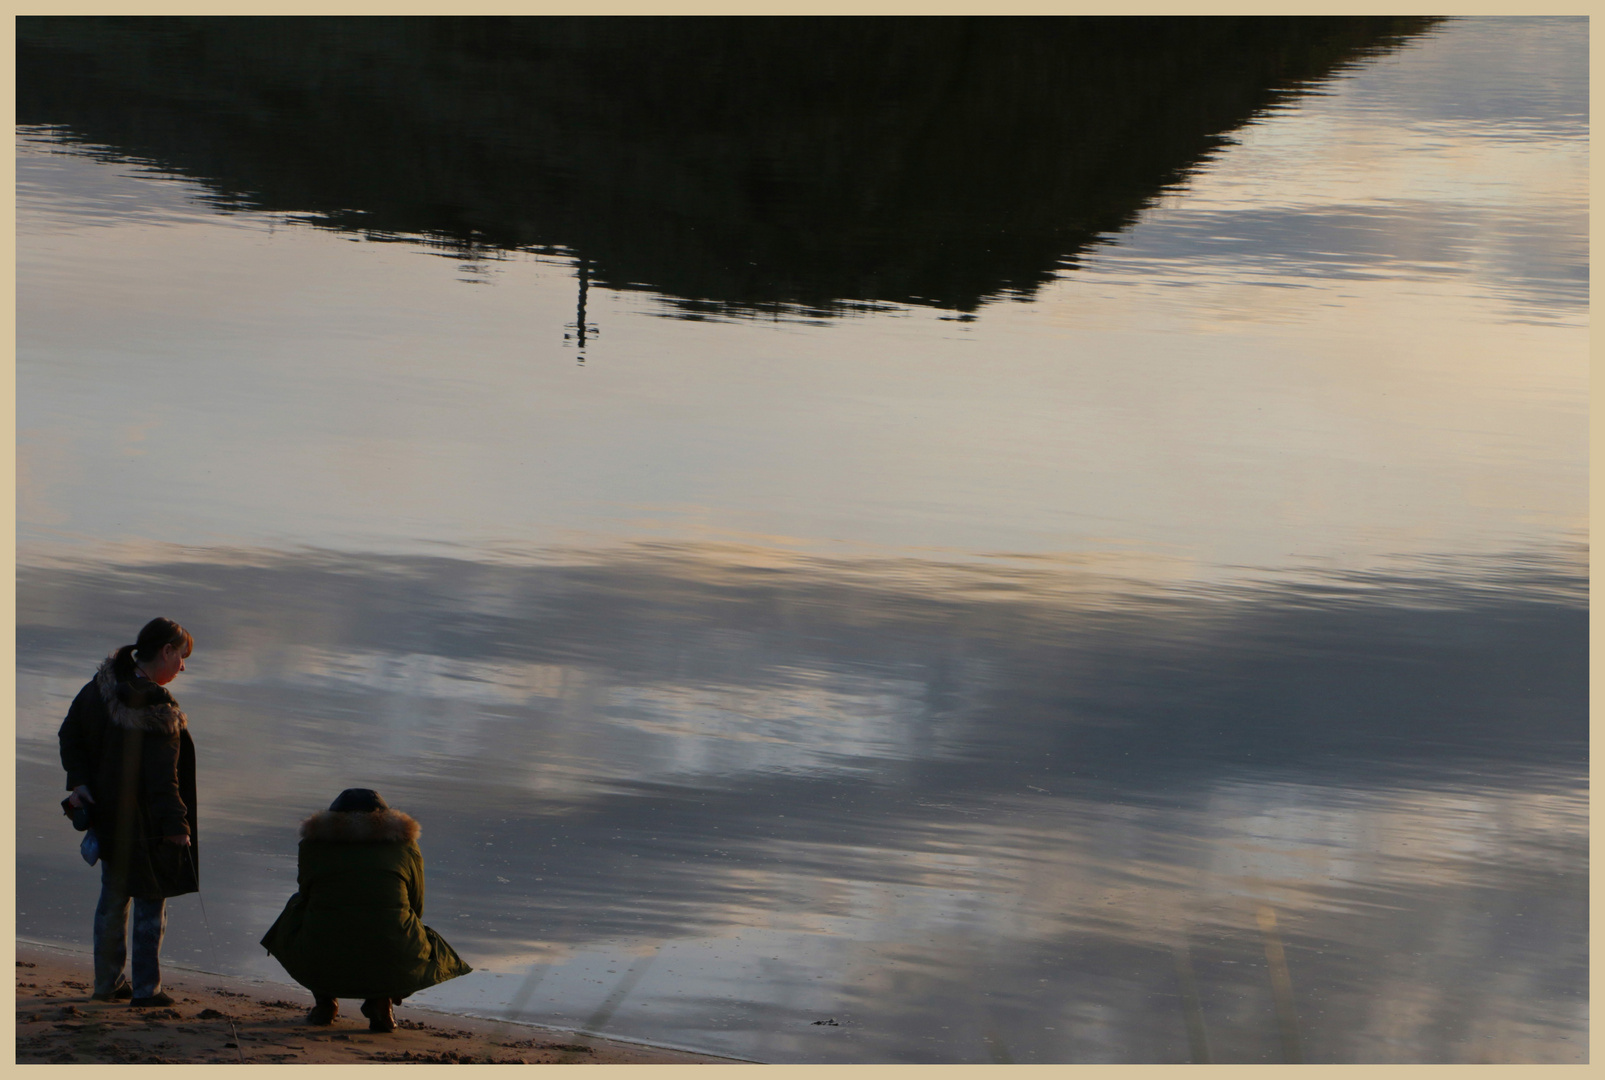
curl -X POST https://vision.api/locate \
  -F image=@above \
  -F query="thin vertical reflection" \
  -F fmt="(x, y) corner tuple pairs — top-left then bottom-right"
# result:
(566, 257), (598, 359)
(1173, 943), (1211, 1064)
(1256, 906), (1302, 1064)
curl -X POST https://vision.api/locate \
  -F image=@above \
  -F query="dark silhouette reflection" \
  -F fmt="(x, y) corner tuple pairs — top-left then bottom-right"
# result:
(15, 545), (1585, 1060)
(565, 258), (598, 356)
(17, 16), (1439, 319)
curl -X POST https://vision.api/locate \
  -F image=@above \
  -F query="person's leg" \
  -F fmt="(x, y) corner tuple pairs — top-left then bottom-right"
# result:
(91, 877), (131, 998)
(307, 996), (339, 1025)
(128, 897), (168, 999)
(360, 997), (396, 1032)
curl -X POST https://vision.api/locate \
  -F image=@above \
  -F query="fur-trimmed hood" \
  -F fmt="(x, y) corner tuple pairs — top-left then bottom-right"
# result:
(95, 647), (187, 735)
(300, 809), (421, 844)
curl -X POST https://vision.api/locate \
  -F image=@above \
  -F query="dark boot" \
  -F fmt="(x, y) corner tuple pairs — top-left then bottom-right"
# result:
(360, 997), (395, 1033)
(129, 991), (175, 1007)
(91, 977), (133, 1002)
(307, 997), (338, 1025)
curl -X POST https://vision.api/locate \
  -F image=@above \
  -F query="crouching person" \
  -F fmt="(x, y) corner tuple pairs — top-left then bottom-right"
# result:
(260, 788), (472, 1031)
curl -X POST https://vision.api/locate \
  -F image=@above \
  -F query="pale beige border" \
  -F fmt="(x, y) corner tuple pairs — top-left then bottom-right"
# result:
(1, 6), (1592, 1079)
(1, 4), (13, 1072)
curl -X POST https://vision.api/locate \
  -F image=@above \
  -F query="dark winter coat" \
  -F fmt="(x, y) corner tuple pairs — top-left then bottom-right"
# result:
(259, 808), (472, 999)
(58, 648), (198, 899)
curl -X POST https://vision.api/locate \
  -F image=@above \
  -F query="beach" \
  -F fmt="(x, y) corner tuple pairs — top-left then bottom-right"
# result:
(15, 941), (742, 1065)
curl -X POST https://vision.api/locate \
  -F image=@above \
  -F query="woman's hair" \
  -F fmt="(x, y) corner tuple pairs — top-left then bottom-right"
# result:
(133, 617), (194, 663)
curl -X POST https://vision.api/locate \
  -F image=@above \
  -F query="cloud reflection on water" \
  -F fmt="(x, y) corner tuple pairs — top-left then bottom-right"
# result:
(15, 541), (1585, 1061)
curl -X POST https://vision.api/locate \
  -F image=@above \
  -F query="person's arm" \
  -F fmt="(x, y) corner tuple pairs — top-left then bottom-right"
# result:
(58, 690), (97, 797)
(141, 732), (191, 844)
(408, 845), (426, 919)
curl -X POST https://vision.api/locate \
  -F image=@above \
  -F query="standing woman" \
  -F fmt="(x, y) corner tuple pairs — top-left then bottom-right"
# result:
(58, 617), (197, 1007)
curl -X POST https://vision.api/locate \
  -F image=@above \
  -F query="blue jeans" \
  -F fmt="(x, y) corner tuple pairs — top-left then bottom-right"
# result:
(93, 874), (167, 998)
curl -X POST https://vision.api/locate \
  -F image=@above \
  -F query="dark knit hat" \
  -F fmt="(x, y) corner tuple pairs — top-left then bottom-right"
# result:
(329, 788), (388, 813)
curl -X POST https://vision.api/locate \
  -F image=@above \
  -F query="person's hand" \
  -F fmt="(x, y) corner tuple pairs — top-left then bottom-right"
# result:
(67, 786), (94, 809)
(164, 834), (191, 846)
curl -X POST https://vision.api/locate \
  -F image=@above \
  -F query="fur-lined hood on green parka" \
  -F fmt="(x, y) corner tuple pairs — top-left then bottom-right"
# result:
(260, 808), (471, 999)
(299, 807), (420, 844)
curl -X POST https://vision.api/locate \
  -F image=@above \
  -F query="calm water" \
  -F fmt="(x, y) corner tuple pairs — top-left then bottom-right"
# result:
(15, 17), (1587, 1063)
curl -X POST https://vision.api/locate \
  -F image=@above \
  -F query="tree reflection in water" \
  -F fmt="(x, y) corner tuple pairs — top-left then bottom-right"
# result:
(17, 16), (1438, 319)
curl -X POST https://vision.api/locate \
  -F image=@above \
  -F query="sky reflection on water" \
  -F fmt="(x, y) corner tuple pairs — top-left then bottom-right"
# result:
(15, 543), (1586, 1062)
(17, 23), (1586, 582)
(14, 16), (1588, 1064)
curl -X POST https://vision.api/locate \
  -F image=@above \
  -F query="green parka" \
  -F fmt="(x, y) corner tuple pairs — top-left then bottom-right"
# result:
(259, 808), (471, 999)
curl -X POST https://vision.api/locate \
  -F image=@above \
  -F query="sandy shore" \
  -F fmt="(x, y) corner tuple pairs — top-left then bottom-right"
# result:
(16, 940), (745, 1065)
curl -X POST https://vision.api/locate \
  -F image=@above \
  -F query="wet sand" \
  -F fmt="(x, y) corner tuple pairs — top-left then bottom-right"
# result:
(15, 941), (744, 1065)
